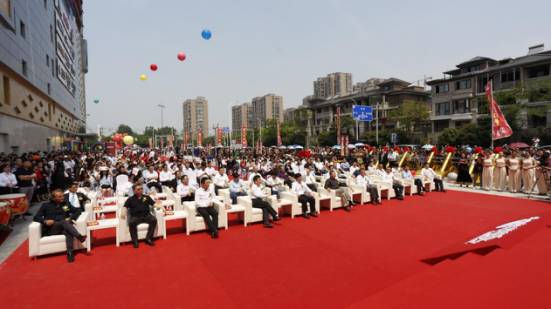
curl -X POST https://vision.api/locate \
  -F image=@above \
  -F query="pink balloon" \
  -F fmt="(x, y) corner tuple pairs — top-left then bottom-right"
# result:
(177, 52), (186, 61)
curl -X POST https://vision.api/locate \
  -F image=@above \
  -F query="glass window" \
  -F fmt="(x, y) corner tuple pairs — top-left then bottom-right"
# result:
(453, 99), (470, 113)
(435, 102), (450, 115)
(526, 65), (550, 78)
(19, 20), (25, 38)
(455, 79), (471, 90)
(22, 59), (27, 76)
(501, 69), (521, 82)
(435, 83), (449, 94)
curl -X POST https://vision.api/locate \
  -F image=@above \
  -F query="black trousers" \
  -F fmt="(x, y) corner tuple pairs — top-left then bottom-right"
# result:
(128, 214), (157, 242)
(434, 178), (445, 191)
(44, 220), (81, 253)
(214, 185), (225, 195)
(181, 194), (195, 202)
(366, 184), (379, 202)
(197, 206), (218, 234)
(161, 181), (176, 191)
(306, 183), (318, 192)
(147, 182), (162, 192)
(252, 198), (278, 224)
(298, 194), (316, 214)
(393, 183), (404, 198)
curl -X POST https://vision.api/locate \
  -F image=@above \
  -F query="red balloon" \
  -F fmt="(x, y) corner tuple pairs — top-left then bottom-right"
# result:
(177, 52), (186, 61)
(150, 64), (158, 71)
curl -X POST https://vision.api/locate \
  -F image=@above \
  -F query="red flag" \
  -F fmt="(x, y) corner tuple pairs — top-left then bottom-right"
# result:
(197, 129), (203, 147)
(216, 128), (222, 145)
(241, 126), (247, 147)
(159, 136), (164, 148)
(276, 121), (282, 146)
(336, 106), (341, 140)
(486, 80), (513, 140)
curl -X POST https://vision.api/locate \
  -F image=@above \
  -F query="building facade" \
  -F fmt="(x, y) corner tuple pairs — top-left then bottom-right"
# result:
(313, 72), (353, 99)
(251, 93), (284, 127)
(0, 0), (87, 153)
(183, 96), (209, 136)
(304, 77), (430, 137)
(231, 102), (252, 131)
(427, 44), (551, 141)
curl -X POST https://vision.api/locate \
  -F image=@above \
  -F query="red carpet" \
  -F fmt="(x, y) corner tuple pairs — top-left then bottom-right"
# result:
(1, 191), (550, 308)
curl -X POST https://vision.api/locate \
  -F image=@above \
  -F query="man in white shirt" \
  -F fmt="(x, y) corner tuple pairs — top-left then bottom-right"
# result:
(402, 166), (424, 195)
(159, 165), (175, 190)
(177, 175), (195, 202)
(384, 167), (404, 200)
(356, 168), (381, 205)
(143, 165), (162, 192)
(421, 163), (445, 192)
(194, 178), (219, 239)
(64, 182), (90, 210)
(292, 174), (318, 219)
(205, 162), (217, 177)
(251, 175), (280, 228)
(0, 163), (18, 195)
(213, 168), (229, 195)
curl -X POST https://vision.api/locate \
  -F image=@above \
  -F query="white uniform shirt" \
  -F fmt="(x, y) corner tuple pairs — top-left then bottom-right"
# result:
(356, 174), (375, 186)
(194, 187), (215, 208)
(251, 183), (267, 199)
(0, 172), (17, 188)
(177, 182), (194, 197)
(159, 171), (174, 182)
(292, 181), (311, 196)
(213, 173), (229, 187)
(421, 168), (437, 180)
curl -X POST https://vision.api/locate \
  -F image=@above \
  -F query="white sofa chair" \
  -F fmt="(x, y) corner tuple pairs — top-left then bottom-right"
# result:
(182, 200), (228, 235)
(236, 195), (279, 226)
(346, 178), (372, 204)
(118, 208), (164, 243)
(29, 212), (89, 258)
(279, 191), (320, 217)
(160, 190), (188, 239)
(316, 187), (344, 211)
(218, 189), (247, 226)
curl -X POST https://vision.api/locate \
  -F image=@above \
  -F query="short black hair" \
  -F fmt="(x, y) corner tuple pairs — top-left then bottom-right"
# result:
(200, 177), (210, 185)
(132, 183), (143, 191)
(252, 175), (261, 182)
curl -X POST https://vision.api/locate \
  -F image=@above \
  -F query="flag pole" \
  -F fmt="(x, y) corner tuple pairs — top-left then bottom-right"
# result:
(490, 79), (494, 149)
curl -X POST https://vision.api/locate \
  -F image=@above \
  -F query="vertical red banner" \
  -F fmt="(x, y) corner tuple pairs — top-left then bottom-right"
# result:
(159, 136), (164, 149)
(216, 128), (222, 145)
(148, 138), (153, 149)
(486, 80), (513, 140)
(336, 106), (341, 142)
(168, 135), (174, 147)
(277, 121), (282, 146)
(241, 126), (247, 147)
(184, 132), (189, 151)
(197, 129), (203, 147)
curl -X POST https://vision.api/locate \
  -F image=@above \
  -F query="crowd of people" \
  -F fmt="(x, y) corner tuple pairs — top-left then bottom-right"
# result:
(0, 143), (549, 262)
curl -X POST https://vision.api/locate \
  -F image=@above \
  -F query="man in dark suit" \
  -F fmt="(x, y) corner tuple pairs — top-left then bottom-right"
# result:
(122, 184), (158, 248)
(64, 182), (90, 211)
(33, 189), (87, 263)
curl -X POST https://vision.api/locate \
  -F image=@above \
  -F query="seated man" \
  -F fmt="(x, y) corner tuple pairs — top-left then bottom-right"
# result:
(292, 174), (318, 219)
(356, 168), (381, 205)
(122, 184), (158, 248)
(324, 170), (352, 211)
(422, 163), (446, 192)
(229, 173), (247, 204)
(383, 167), (404, 200)
(177, 175), (195, 202)
(402, 166), (424, 195)
(212, 168), (229, 195)
(195, 177), (220, 239)
(33, 190), (87, 263)
(251, 175), (280, 228)
(304, 168), (318, 192)
(64, 182), (91, 210)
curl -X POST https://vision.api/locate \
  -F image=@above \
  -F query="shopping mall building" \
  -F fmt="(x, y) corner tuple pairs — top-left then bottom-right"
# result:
(0, 0), (87, 153)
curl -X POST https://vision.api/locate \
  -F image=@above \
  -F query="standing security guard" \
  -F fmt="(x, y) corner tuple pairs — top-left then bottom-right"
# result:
(33, 189), (87, 263)
(122, 184), (158, 248)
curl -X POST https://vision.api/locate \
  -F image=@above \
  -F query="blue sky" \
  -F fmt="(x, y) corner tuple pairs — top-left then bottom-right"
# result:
(84, 0), (551, 135)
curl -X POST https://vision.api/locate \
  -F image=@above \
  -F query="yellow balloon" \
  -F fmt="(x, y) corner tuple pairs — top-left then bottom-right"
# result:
(123, 135), (134, 145)
(140, 74), (147, 81)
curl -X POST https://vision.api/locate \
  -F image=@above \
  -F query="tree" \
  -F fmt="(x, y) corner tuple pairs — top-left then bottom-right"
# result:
(390, 100), (430, 133)
(117, 124), (135, 136)
(438, 128), (459, 145)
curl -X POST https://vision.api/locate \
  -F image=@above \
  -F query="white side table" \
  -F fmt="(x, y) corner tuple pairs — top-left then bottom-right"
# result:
(86, 218), (120, 252)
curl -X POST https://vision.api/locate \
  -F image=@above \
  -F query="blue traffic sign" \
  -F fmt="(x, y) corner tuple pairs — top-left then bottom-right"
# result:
(352, 105), (373, 121)
(223, 127), (230, 133)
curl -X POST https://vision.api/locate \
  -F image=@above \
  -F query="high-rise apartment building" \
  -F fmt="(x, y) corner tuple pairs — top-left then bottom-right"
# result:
(313, 72), (353, 99)
(183, 96), (209, 135)
(231, 102), (252, 131)
(251, 94), (284, 127)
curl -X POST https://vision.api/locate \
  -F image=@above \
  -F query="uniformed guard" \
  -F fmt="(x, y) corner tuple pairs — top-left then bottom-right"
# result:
(122, 184), (158, 248)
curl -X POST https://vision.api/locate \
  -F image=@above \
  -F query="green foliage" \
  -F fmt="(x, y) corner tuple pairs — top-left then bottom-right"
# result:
(116, 124), (135, 136)
(525, 79), (551, 102)
(389, 100), (431, 132)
